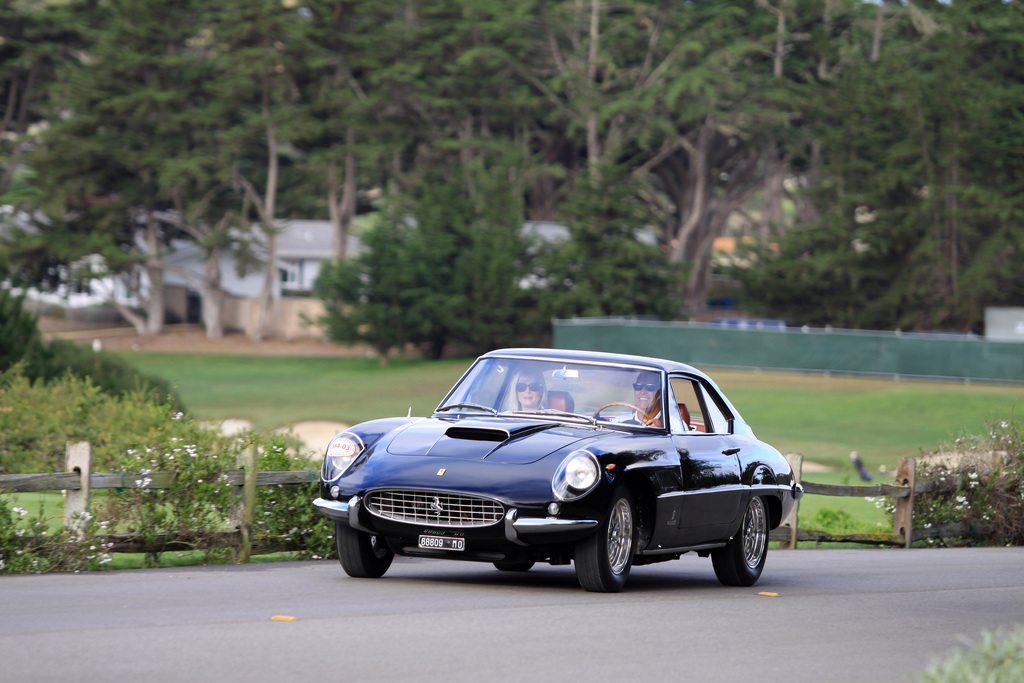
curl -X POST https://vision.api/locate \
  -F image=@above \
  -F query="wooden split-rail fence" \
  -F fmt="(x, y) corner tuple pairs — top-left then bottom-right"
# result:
(1, 444), (949, 562)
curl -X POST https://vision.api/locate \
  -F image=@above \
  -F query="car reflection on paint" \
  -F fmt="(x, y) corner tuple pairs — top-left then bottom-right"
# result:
(314, 348), (803, 592)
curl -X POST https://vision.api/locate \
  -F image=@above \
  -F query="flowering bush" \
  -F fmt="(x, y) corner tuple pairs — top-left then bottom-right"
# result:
(1, 369), (184, 474)
(0, 500), (114, 573)
(1, 374), (334, 572)
(899, 418), (1024, 547)
(251, 434), (334, 560)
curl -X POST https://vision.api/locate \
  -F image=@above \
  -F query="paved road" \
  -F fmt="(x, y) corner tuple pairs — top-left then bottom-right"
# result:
(2, 548), (1022, 683)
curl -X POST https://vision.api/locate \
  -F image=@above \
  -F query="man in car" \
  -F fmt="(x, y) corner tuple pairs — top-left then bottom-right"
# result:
(616, 370), (662, 427)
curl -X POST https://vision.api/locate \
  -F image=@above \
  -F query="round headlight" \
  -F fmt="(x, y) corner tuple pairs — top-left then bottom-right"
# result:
(565, 455), (599, 490)
(323, 433), (364, 479)
(552, 450), (601, 501)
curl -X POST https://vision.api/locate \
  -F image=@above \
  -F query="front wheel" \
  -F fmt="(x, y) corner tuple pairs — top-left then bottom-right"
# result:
(335, 522), (394, 578)
(711, 496), (768, 587)
(575, 487), (637, 592)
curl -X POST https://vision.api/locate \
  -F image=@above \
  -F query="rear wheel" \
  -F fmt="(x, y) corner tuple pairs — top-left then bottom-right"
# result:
(575, 487), (637, 592)
(335, 522), (394, 578)
(711, 496), (768, 587)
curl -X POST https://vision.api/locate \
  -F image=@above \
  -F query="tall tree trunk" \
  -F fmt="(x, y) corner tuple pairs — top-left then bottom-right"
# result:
(870, 1), (886, 62)
(762, 142), (787, 241)
(142, 211), (164, 336)
(328, 130), (357, 261)
(252, 89), (280, 342)
(585, 0), (600, 178)
(946, 115), (960, 299)
(201, 247), (225, 339)
(144, 262), (165, 335)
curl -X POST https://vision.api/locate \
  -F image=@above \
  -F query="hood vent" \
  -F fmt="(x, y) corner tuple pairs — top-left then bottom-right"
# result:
(445, 426), (509, 442)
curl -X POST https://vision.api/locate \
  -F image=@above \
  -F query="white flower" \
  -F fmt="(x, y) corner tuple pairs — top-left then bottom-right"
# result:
(13, 507), (27, 516)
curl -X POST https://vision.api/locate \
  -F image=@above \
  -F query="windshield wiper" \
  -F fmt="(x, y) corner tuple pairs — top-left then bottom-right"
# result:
(435, 402), (498, 416)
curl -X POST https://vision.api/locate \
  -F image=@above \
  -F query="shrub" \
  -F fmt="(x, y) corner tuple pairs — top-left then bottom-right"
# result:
(0, 287), (178, 408)
(918, 625), (1024, 682)
(34, 338), (181, 409)
(1, 378), (334, 572)
(0, 369), (187, 474)
(893, 418), (1024, 547)
(0, 288), (45, 373)
(250, 432), (334, 560)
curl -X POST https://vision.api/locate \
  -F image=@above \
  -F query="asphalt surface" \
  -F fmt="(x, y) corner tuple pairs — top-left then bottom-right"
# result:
(2, 547), (1023, 683)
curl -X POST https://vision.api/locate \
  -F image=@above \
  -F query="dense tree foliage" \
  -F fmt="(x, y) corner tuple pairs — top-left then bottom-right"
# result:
(734, 0), (1024, 332)
(2, 0), (1023, 346)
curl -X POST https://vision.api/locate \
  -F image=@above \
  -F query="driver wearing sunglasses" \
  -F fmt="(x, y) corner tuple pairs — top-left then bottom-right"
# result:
(620, 370), (662, 427)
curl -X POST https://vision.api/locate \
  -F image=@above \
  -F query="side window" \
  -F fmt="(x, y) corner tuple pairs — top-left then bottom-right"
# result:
(697, 383), (732, 435)
(669, 377), (706, 433)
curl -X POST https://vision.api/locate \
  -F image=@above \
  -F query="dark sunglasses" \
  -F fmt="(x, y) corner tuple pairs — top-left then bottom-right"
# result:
(516, 382), (544, 392)
(633, 382), (659, 392)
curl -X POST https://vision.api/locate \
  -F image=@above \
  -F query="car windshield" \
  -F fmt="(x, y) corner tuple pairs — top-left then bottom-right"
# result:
(436, 357), (665, 428)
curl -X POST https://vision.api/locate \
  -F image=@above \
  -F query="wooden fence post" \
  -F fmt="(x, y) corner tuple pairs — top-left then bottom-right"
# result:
(231, 447), (258, 563)
(893, 457), (916, 548)
(778, 452), (803, 550)
(64, 441), (92, 536)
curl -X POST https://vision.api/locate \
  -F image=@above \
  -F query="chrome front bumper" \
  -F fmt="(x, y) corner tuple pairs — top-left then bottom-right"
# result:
(313, 496), (598, 545)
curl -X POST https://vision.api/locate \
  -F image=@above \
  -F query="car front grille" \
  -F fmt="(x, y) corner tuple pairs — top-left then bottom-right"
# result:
(365, 489), (504, 528)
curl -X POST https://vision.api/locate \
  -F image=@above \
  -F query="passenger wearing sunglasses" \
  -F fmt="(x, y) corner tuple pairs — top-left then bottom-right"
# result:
(514, 372), (547, 411)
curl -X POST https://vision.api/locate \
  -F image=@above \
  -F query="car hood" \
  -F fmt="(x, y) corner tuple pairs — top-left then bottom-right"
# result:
(384, 417), (592, 464)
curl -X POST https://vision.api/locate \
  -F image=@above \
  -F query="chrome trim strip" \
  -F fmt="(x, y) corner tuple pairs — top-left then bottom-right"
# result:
(657, 484), (748, 498)
(512, 517), (599, 534)
(656, 483), (803, 499)
(641, 542), (727, 556)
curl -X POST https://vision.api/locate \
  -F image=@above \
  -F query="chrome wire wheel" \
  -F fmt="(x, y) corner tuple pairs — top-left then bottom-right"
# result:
(607, 498), (634, 574)
(741, 496), (767, 569)
(575, 487), (637, 592)
(712, 495), (769, 587)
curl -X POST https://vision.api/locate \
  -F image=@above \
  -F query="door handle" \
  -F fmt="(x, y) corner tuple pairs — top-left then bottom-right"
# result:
(722, 448), (741, 456)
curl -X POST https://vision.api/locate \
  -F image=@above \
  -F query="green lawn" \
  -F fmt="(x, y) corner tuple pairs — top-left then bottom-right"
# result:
(125, 352), (1023, 473)
(124, 353), (470, 432)
(709, 369), (1024, 470)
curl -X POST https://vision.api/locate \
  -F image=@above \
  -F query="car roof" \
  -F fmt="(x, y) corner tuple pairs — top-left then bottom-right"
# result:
(482, 348), (708, 379)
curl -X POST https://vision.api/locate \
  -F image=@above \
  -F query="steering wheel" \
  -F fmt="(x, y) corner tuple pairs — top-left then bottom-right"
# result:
(592, 402), (659, 427)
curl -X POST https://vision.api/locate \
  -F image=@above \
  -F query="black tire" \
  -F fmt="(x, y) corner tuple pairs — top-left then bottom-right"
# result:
(493, 560), (535, 572)
(335, 522), (394, 578)
(711, 496), (768, 587)
(575, 487), (637, 593)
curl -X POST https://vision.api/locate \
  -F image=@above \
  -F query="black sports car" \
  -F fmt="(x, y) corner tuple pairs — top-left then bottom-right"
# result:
(314, 348), (802, 592)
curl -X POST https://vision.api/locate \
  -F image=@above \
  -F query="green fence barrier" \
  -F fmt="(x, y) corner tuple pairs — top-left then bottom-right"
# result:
(552, 318), (1024, 383)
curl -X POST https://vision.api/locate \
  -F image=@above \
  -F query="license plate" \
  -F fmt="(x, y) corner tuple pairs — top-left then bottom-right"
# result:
(418, 535), (465, 551)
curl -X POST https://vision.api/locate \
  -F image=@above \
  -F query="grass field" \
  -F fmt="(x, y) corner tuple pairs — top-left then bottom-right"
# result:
(125, 352), (1023, 471)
